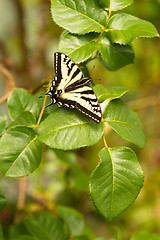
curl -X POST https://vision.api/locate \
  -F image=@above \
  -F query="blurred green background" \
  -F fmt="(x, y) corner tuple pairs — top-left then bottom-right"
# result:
(0, 0), (160, 239)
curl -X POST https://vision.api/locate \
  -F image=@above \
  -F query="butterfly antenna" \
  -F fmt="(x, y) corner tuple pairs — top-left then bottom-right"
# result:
(45, 101), (53, 108)
(39, 92), (49, 98)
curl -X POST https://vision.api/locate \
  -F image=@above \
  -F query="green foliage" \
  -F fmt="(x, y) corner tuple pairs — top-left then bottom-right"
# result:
(0, 126), (42, 177)
(89, 147), (144, 221)
(58, 206), (85, 236)
(38, 108), (105, 150)
(0, 115), (7, 135)
(103, 99), (145, 148)
(0, 0), (159, 239)
(94, 85), (128, 102)
(8, 88), (40, 120)
(107, 13), (159, 44)
(99, 0), (133, 11)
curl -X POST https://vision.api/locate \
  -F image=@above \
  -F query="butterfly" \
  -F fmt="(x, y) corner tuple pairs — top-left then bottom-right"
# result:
(45, 52), (102, 123)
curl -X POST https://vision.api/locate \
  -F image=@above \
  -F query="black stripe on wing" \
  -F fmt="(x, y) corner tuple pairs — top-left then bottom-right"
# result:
(65, 78), (90, 92)
(57, 98), (102, 124)
(54, 52), (62, 85)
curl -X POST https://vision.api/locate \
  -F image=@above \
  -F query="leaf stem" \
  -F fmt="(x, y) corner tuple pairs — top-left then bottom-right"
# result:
(103, 135), (108, 148)
(96, 7), (112, 42)
(36, 95), (47, 127)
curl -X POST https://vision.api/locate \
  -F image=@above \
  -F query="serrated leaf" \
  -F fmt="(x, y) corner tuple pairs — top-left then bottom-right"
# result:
(8, 88), (40, 120)
(99, 0), (133, 11)
(89, 147), (144, 221)
(0, 224), (4, 240)
(24, 211), (67, 240)
(38, 108), (105, 150)
(99, 34), (135, 70)
(58, 32), (99, 63)
(94, 85), (128, 103)
(51, 0), (107, 34)
(107, 13), (159, 44)
(0, 195), (6, 211)
(103, 99), (145, 148)
(0, 126), (42, 177)
(58, 206), (85, 237)
(7, 112), (36, 129)
(0, 115), (7, 135)
(131, 231), (160, 240)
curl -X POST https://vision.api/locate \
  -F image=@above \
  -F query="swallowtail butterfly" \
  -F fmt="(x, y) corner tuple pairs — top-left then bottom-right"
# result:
(45, 52), (102, 123)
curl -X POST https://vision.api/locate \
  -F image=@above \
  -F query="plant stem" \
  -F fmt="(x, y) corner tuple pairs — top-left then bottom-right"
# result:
(96, 7), (112, 42)
(17, 177), (27, 210)
(0, 64), (16, 104)
(103, 135), (108, 148)
(36, 95), (47, 127)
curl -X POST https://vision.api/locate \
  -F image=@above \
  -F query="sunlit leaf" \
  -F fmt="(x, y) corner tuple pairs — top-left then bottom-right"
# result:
(0, 115), (7, 135)
(58, 32), (99, 63)
(99, 34), (135, 70)
(7, 112), (36, 129)
(38, 108), (105, 150)
(0, 126), (42, 177)
(24, 211), (67, 240)
(89, 147), (144, 221)
(8, 88), (40, 120)
(107, 13), (159, 44)
(99, 0), (133, 11)
(103, 99), (145, 148)
(58, 206), (85, 237)
(51, 0), (107, 34)
(94, 85), (128, 103)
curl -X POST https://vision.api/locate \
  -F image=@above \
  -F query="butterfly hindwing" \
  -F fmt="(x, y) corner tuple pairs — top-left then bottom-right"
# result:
(49, 52), (102, 123)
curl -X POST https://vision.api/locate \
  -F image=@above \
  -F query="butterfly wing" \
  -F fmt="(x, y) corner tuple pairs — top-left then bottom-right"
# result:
(54, 52), (84, 89)
(54, 52), (102, 123)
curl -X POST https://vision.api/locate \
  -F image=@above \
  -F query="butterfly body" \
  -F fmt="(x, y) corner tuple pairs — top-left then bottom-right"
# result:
(46, 52), (102, 124)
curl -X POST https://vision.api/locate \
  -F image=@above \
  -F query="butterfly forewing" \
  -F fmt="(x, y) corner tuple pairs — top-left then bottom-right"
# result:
(52, 52), (102, 123)
(54, 52), (84, 90)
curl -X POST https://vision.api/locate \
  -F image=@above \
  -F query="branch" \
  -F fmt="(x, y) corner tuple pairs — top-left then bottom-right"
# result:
(0, 65), (16, 104)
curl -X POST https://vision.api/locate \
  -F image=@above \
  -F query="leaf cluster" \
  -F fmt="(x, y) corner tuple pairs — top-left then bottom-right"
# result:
(0, 0), (159, 239)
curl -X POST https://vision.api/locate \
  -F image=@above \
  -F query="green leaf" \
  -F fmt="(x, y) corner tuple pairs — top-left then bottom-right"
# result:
(51, 0), (108, 34)
(9, 223), (31, 240)
(0, 195), (6, 211)
(58, 32), (99, 63)
(107, 13), (159, 44)
(0, 224), (4, 240)
(99, 34), (135, 70)
(7, 112), (36, 129)
(103, 99), (145, 148)
(58, 206), (85, 237)
(131, 231), (160, 240)
(99, 0), (133, 11)
(89, 147), (144, 221)
(24, 211), (67, 240)
(0, 115), (7, 135)
(8, 88), (40, 120)
(0, 126), (42, 177)
(38, 108), (105, 150)
(94, 85), (128, 103)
